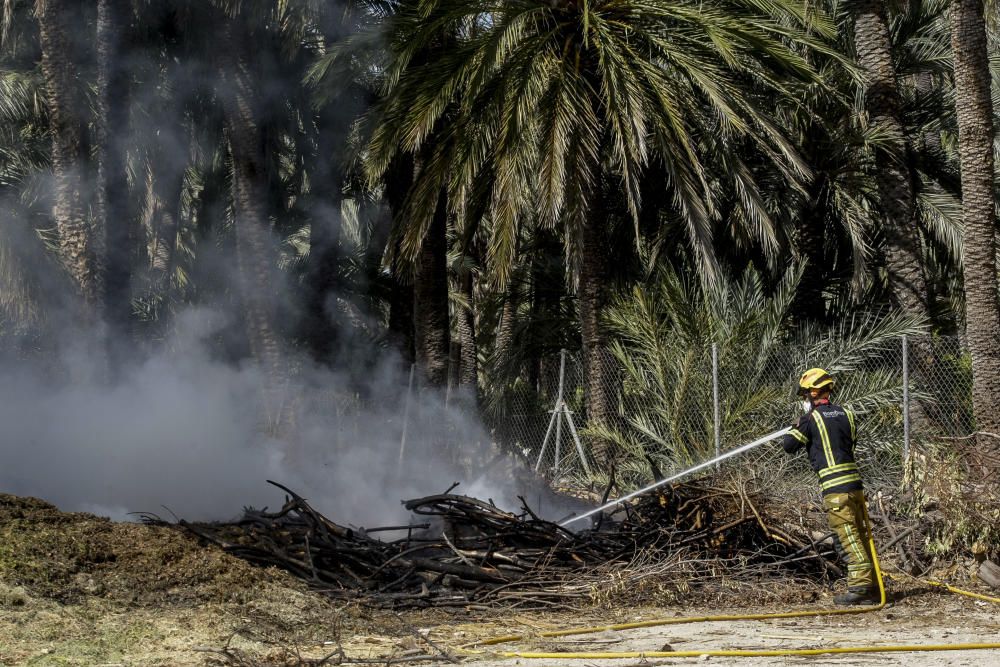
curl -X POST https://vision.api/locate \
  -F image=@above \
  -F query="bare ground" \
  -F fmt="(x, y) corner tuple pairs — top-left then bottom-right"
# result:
(452, 597), (1000, 667)
(2, 493), (999, 666)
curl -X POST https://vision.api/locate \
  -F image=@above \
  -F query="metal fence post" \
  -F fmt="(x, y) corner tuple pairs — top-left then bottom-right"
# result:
(553, 349), (567, 475)
(902, 335), (910, 465)
(712, 343), (721, 467)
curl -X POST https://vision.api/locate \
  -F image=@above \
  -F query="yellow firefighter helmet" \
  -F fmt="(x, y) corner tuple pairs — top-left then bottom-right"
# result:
(798, 367), (834, 395)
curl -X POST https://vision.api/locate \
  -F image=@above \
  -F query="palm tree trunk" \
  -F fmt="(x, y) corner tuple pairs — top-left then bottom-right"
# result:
(219, 17), (285, 392)
(494, 281), (518, 370)
(143, 161), (182, 296)
(139, 4), (188, 304)
(301, 198), (342, 362)
(413, 190), (450, 387)
(950, 0), (1000, 436)
(457, 267), (477, 390)
(527, 229), (557, 387)
(385, 155), (416, 364)
(413, 192), (451, 387)
(916, 72), (943, 154)
(37, 0), (102, 316)
(142, 80), (186, 304)
(792, 177), (828, 323)
(527, 266), (542, 391)
(389, 255), (416, 364)
(96, 0), (134, 350)
(579, 206), (615, 466)
(854, 0), (939, 432)
(301, 108), (346, 362)
(853, 0), (931, 320)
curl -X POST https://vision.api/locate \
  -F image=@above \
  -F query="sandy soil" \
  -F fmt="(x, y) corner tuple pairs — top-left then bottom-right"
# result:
(452, 596), (1000, 666)
(5, 587), (1000, 665)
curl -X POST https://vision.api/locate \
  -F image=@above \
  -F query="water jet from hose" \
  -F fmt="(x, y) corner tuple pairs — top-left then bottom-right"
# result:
(560, 428), (791, 527)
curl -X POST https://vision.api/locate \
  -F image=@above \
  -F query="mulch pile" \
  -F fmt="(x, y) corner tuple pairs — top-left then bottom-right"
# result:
(0, 493), (301, 606)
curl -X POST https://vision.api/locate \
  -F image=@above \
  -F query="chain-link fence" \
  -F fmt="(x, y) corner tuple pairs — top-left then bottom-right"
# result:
(492, 335), (974, 494)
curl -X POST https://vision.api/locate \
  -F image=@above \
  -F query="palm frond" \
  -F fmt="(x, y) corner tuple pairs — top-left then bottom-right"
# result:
(599, 261), (925, 487)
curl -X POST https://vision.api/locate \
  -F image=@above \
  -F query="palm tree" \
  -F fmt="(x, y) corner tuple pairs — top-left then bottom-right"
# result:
(36, 0), (102, 317)
(384, 155), (417, 363)
(452, 235), (479, 393)
(368, 0), (838, 464)
(96, 0), (135, 347)
(412, 187), (451, 386)
(852, 0), (931, 320)
(138, 80), (186, 308)
(307, 0), (436, 371)
(458, 273), (477, 386)
(0, 7), (50, 333)
(215, 4), (287, 394)
(296, 0), (385, 363)
(949, 0), (1000, 436)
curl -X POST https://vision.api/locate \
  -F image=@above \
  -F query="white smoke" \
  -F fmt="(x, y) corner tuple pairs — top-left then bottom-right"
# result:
(0, 2), (587, 529)
(0, 306), (549, 525)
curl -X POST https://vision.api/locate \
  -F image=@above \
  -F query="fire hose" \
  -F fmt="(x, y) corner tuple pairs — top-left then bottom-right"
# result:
(460, 429), (1000, 661)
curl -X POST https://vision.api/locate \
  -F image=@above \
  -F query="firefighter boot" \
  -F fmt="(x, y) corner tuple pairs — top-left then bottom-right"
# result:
(833, 587), (879, 606)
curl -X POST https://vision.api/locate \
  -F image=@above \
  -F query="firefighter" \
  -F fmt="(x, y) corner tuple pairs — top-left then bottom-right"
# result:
(782, 368), (878, 605)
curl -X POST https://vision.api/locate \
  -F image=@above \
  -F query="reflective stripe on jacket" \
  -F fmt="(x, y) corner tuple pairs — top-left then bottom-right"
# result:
(782, 401), (862, 495)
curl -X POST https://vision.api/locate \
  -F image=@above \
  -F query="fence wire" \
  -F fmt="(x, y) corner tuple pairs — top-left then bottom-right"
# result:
(491, 335), (975, 494)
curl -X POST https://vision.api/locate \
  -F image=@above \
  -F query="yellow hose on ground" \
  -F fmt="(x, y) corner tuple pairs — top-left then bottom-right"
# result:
(925, 579), (1000, 604)
(465, 504), (1000, 661)
(886, 571), (1000, 604)
(498, 644), (1000, 659)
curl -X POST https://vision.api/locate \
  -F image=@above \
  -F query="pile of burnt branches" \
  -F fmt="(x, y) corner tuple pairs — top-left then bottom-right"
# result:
(174, 480), (841, 608)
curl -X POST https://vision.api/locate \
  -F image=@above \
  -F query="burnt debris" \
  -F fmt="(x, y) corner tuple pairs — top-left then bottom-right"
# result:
(174, 480), (841, 608)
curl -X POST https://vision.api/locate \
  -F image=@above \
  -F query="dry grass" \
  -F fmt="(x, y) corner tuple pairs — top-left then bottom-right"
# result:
(908, 439), (1000, 560)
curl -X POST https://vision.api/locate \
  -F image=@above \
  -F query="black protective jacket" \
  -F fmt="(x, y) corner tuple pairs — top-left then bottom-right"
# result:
(782, 400), (862, 495)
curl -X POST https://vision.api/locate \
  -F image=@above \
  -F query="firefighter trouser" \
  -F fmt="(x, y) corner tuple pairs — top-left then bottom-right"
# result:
(823, 490), (875, 590)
